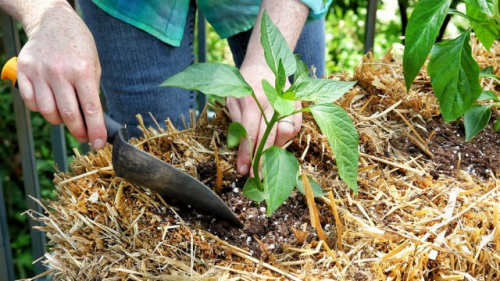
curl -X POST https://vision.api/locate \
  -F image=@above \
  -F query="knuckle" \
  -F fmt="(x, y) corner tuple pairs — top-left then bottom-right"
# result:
(48, 59), (66, 77)
(38, 104), (54, 115)
(82, 101), (101, 116)
(73, 59), (93, 76)
(17, 57), (33, 70)
(59, 108), (79, 121)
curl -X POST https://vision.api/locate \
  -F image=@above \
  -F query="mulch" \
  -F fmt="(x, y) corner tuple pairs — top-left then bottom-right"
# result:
(28, 36), (500, 280)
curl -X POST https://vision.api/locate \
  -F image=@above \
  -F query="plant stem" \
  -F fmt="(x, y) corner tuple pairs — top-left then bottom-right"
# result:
(448, 10), (498, 37)
(495, 118), (500, 132)
(277, 108), (309, 120)
(252, 111), (280, 190)
(250, 91), (269, 125)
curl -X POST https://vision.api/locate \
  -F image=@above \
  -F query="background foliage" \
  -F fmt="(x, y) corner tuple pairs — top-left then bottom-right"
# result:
(0, 1), (424, 278)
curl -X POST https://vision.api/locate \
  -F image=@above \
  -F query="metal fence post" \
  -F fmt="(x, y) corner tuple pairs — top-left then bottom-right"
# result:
(0, 179), (15, 281)
(364, 0), (378, 54)
(0, 11), (47, 275)
(196, 12), (207, 110)
(50, 125), (68, 172)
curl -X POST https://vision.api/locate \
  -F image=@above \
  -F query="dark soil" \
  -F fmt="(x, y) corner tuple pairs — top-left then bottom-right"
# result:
(175, 168), (318, 259)
(169, 112), (500, 259)
(425, 115), (500, 178)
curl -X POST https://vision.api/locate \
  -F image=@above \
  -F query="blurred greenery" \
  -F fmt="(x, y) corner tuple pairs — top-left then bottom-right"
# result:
(0, 24), (77, 279)
(0, 65), (76, 278)
(0, 1), (422, 278)
(326, 0), (404, 74)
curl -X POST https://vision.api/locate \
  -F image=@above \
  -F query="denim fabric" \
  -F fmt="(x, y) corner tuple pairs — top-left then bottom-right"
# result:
(89, 0), (330, 46)
(227, 17), (325, 78)
(80, 0), (196, 137)
(79, 0), (325, 137)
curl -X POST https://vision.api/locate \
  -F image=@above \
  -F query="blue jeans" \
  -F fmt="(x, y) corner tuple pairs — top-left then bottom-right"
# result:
(80, 1), (325, 137)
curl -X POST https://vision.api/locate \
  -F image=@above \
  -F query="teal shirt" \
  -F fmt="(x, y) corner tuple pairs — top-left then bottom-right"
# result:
(91, 0), (332, 47)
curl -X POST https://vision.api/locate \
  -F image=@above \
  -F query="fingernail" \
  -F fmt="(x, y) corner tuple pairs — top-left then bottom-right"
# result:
(239, 164), (249, 175)
(93, 138), (105, 149)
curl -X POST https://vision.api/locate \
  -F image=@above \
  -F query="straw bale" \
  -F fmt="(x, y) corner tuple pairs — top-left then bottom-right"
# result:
(27, 35), (500, 280)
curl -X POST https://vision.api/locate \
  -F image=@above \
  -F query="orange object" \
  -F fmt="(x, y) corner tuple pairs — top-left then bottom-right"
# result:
(1, 57), (17, 85)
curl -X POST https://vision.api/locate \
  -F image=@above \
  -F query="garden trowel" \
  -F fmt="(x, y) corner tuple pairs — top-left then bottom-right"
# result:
(2, 57), (242, 226)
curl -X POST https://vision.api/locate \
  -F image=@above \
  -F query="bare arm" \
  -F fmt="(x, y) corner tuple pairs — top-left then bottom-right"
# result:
(241, 0), (308, 70)
(227, 0), (309, 175)
(0, 0), (106, 149)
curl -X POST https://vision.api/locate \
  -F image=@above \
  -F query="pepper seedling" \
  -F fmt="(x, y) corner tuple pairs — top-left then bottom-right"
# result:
(163, 11), (359, 216)
(403, 0), (500, 141)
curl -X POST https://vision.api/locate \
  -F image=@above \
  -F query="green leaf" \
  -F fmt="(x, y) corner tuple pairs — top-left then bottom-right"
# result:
(262, 80), (295, 115)
(294, 54), (309, 82)
(262, 146), (299, 216)
(477, 90), (500, 101)
(498, 0), (500, 18)
(162, 63), (252, 98)
(467, 0), (494, 16)
(296, 175), (326, 197)
(428, 30), (482, 122)
(465, 1), (497, 50)
(480, 66), (494, 76)
(403, 0), (451, 90)
(310, 104), (359, 192)
(464, 105), (491, 141)
(227, 122), (247, 149)
(276, 60), (287, 93)
(243, 178), (265, 202)
(494, 118), (500, 131)
(260, 10), (296, 76)
(294, 76), (357, 104)
(282, 91), (296, 100)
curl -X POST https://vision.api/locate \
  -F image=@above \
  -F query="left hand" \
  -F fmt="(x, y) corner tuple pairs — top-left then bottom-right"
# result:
(227, 64), (302, 176)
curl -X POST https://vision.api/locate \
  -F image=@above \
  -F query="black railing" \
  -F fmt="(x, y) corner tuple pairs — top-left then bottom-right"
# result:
(0, 9), (47, 276)
(0, 1), (380, 279)
(0, 178), (15, 281)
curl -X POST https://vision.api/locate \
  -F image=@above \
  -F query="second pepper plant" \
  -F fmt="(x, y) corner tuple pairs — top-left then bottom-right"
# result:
(163, 11), (359, 216)
(403, 0), (500, 141)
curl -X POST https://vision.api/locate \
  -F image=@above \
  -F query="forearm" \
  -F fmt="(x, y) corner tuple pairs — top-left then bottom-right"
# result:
(241, 0), (309, 71)
(0, 0), (73, 36)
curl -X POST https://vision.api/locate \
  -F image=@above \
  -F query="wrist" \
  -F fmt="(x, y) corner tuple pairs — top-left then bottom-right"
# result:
(18, 0), (73, 37)
(240, 61), (275, 79)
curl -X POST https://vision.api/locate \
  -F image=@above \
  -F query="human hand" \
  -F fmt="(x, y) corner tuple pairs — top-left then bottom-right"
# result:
(16, 1), (106, 149)
(226, 64), (302, 176)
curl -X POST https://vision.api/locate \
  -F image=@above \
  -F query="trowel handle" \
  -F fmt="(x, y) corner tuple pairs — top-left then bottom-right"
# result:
(103, 114), (122, 144)
(2, 57), (122, 145)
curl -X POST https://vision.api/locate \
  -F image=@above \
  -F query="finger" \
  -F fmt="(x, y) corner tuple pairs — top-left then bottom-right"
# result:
(293, 101), (302, 135)
(226, 97), (242, 123)
(51, 78), (88, 143)
(275, 119), (295, 147)
(17, 71), (38, 112)
(75, 78), (107, 150)
(257, 106), (277, 151)
(251, 106), (276, 178)
(237, 102), (262, 175)
(275, 101), (302, 147)
(33, 77), (63, 125)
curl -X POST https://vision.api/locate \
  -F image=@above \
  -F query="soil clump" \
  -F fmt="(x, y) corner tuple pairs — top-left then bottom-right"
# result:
(426, 114), (500, 178)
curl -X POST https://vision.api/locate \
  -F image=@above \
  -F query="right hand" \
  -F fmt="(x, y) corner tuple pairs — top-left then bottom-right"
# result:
(16, 1), (106, 149)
